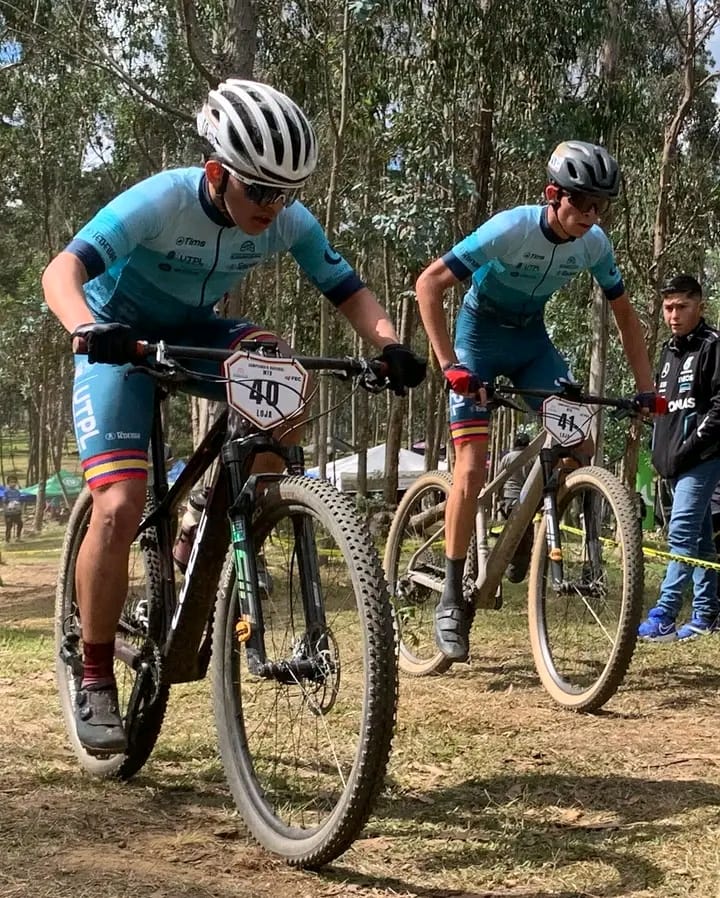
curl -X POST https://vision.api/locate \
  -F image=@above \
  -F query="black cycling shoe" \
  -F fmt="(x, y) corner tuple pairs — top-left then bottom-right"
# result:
(75, 683), (127, 754)
(506, 524), (534, 584)
(434, 600), (470, 662)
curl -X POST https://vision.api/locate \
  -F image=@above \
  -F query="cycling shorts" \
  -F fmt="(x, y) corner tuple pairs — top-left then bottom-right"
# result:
(72, 317), (278, 489)
(449, 302), (571, 445)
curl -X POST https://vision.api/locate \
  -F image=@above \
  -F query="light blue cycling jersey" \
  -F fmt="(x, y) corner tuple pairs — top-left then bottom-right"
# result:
(443, 204), (624, 327)
(66, 167), (363, 331)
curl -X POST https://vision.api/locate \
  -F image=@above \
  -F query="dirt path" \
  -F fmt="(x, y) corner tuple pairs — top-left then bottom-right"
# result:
(2, 548), (720, 898)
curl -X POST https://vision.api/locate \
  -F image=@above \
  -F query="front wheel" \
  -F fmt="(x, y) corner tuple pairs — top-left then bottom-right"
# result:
(528, 466), (644, 712)
(55, 488), (170, 779)
(384, 471), (477, 677)
(212, 476), (397, 868)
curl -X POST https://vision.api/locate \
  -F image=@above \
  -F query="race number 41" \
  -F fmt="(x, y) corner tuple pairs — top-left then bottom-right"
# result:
(224, 352), (309, 430)
(541, 396), (593, 447)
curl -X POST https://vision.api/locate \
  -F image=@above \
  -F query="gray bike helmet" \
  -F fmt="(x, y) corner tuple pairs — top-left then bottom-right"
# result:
(547, 141), (620, 198)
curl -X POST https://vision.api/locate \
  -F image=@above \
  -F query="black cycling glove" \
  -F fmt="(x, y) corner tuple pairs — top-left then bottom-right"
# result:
(375, 343), (427, 396)
(72, 322), (140, 365)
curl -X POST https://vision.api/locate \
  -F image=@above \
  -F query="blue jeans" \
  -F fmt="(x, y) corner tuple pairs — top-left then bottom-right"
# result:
(656, 457), (720, 620)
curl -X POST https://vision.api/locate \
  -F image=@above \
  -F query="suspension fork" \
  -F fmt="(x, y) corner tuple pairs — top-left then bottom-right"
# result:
(291, 509), (329, 652)
(221, 436), (321, 675)
(539, 447), (566, 589)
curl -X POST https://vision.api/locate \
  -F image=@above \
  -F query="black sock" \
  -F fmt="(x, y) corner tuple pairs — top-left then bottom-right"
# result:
(441, 557), (465, 606)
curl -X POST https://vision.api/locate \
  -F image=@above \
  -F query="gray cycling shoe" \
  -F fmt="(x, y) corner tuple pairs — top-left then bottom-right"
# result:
(75, 683), (127, 754)
(434, 600), (470, 662)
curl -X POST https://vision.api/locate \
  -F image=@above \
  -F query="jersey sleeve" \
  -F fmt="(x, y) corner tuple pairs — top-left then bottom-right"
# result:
(588, 230), (625, 300)
(441, 209), (526, 281)
(65, 173), (173, 279)
(282, 204), (364, 306)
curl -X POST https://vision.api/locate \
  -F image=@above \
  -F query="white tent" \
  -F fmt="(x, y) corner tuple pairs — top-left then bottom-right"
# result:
(306, 443), (447, 492)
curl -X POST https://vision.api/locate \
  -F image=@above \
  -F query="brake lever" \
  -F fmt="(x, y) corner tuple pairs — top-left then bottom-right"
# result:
(610, 406), (634, 422)
(485, 385), (524, 413)
(556, 377), (584, 402)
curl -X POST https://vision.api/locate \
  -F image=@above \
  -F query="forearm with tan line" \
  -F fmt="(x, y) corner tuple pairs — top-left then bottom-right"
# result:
(415, 259), (461, 371)
(41, 251), (94, 335)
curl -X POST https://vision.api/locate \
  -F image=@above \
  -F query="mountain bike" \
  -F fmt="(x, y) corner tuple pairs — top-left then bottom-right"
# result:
(384, 382), (646, 712)
(55, 340), (398, 868)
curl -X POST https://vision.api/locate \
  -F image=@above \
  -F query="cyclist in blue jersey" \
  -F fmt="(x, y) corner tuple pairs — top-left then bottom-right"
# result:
(416, 140), (660, 663)
(42, 80), (426, 752)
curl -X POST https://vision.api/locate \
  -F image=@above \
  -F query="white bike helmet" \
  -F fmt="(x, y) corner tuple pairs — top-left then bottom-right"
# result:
(547, 140), (620, 198)
(197, 79), (318, 188)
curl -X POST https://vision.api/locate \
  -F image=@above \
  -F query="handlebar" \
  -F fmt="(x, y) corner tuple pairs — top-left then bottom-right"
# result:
(74, 336), (389, 383)
(492, 383), (637, 413)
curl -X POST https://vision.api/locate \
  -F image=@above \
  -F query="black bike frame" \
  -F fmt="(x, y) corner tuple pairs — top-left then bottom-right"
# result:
(137, 389), (325, 686)
(116, 344), (384, 685)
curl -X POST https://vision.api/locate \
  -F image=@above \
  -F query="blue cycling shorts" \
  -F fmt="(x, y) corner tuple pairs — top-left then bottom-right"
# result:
(72, 317), (278, 489)
(449, 302), (571, 444)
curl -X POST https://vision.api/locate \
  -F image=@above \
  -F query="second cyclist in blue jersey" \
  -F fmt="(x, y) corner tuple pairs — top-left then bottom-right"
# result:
(416, 140), (658, 663)
(42, 80), (426, 753)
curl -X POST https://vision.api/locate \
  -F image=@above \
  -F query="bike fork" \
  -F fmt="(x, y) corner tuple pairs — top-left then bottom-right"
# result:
(291, 512), (329, 653)
(540, 449), (565, 588)
(228, 510), (267, 675)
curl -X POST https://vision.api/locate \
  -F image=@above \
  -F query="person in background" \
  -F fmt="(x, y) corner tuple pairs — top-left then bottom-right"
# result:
(639, 275), (720, 641)
(4, 475), (24, 542)
(496, 431), (533, 582)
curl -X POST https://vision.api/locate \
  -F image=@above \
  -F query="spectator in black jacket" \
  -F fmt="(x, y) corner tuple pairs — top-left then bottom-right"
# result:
(639, 275), (720, 641)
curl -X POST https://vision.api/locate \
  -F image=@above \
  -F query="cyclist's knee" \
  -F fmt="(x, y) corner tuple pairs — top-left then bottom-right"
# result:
(452, 441), (487, 498)
(89, 479), (146, 544)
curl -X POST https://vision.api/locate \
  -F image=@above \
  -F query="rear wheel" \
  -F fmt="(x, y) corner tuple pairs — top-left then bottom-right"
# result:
(212, 476), (397, 868)
(528, 466), (644, 712)
(384, 471), (477, 677)
(55, 488), (170, 779)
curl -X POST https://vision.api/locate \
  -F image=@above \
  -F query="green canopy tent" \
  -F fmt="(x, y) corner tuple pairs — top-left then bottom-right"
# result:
(21, 470), (84, 501)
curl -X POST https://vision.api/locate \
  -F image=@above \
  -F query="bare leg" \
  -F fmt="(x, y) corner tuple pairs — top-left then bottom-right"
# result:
(445, 440), (488, 559)
(434, 439), (488, 662)
(75, 479), (147, 643)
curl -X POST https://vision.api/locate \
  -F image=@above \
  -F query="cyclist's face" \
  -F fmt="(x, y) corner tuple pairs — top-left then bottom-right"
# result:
(545, 185), (603, 238)
(222, 174), (285, 234)
(205, 160), (284, 234)
(663, 293), (702, 336)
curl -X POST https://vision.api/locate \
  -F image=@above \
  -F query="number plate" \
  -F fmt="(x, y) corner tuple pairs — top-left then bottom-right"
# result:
(541, 396), (594, 446)
(224, 352), (308, 430)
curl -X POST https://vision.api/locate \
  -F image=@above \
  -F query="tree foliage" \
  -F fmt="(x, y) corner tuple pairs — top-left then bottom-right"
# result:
(2, 0), (720, 495)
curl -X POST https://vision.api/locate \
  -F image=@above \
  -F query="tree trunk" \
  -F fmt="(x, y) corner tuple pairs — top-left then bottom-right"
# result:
(317, 3), (351, 480)
(383, 268), (415, 506)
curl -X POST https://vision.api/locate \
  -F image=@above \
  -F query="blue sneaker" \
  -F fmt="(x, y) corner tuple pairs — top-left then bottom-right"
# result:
(676, 614), (718, 641)
(638, 609), (677, 642)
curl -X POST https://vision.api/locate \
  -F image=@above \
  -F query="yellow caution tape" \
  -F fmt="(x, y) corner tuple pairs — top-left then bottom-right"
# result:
(491, 521), (720, 572)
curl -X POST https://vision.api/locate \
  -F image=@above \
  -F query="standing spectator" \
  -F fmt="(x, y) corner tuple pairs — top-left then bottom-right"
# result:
(639, 275), (720, 641)
(4, 475), (24, 542)
(711, 482), (720, 599)
(497, 431), (533, 582)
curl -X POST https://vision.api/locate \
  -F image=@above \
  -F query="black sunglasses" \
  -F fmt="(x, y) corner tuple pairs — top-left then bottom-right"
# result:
(563, 191), (612, 216)
(223, 166), (297, 207)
